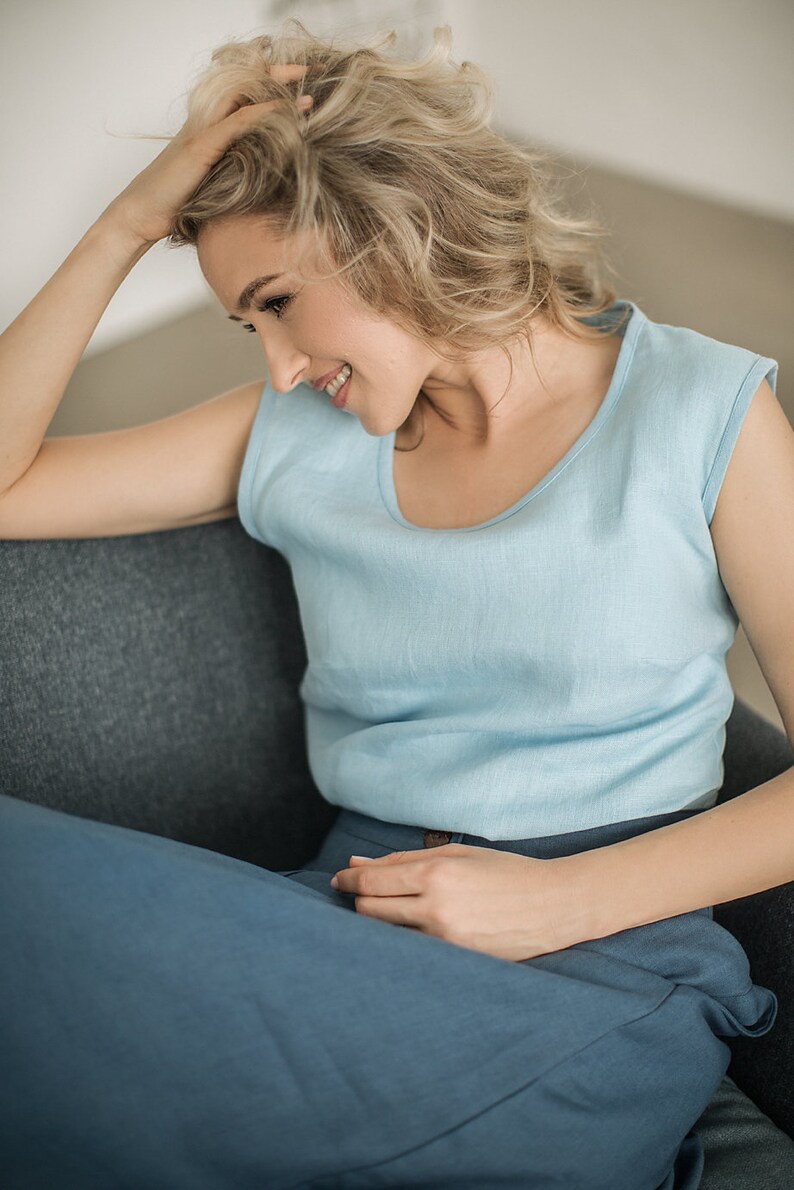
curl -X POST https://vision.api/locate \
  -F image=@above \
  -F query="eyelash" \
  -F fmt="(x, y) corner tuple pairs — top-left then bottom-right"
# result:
(241, 293), (294, 332)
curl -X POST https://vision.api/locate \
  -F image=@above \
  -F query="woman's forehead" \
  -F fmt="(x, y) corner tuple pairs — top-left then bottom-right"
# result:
(197, 218), (329, 289)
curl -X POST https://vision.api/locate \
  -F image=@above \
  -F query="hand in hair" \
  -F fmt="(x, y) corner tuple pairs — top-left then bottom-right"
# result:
(101, 64), (312, 248)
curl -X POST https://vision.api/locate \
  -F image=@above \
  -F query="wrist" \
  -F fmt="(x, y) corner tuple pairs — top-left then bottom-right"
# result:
(88, 206), (157, 265)
(542, 852), (605, 950)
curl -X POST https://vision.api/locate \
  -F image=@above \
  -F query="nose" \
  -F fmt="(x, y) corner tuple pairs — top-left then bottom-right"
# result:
(261, 337), (310, 393)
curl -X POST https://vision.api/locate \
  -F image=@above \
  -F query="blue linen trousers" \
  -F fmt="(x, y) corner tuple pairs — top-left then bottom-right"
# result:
(0, 792), (778, 1189)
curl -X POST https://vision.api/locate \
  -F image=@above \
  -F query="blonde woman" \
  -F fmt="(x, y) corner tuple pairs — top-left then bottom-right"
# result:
(1, 21), (792, 1189)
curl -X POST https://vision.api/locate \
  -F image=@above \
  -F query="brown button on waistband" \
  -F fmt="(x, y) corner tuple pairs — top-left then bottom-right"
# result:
(423, 829), (452, 848)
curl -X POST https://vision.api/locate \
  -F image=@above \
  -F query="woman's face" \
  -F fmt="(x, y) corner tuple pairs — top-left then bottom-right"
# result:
(197, 214), (443, 437)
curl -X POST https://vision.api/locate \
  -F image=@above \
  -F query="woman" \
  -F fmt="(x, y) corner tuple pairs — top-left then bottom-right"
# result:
(1, 20), (791, 1189)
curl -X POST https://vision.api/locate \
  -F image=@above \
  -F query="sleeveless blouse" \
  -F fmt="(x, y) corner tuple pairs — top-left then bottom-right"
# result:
(237, 300), (778, 838)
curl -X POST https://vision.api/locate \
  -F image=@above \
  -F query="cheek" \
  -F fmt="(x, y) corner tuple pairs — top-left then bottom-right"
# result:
(354, 329), (414, 371)
(302, 307), (354, 355)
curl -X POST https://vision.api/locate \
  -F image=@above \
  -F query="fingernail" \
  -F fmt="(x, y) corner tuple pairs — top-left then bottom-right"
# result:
(350, 855), (373, 862)
(330, 875), (339, 888)
(297, 95), (313, 111)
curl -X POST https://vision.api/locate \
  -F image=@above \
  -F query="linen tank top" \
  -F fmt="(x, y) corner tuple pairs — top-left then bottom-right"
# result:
(237, 300), (778, 839)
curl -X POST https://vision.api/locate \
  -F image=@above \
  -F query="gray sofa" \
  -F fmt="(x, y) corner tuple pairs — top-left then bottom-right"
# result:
(2, 518), (793, 1187)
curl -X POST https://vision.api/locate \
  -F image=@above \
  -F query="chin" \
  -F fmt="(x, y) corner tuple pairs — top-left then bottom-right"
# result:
(350, 406), (396, 437)
(358, 417), (393, 438)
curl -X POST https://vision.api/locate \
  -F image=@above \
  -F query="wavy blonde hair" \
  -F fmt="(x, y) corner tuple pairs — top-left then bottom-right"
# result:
(168, 19), (623, 440)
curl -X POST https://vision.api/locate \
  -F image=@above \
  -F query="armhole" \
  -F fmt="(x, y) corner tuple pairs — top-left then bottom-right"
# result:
(237, 378), (273, 546)
(701, 356), (779, 526)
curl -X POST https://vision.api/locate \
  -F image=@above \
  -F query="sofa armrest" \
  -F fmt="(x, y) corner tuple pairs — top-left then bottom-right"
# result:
(714, 698), (794, 1139)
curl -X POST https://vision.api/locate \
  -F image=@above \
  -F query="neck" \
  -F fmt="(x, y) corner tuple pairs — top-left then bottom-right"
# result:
(413, 319), (613, 449)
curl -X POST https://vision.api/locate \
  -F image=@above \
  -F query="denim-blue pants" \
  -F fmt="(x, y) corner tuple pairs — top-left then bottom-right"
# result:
(0, 793), (778, 1189)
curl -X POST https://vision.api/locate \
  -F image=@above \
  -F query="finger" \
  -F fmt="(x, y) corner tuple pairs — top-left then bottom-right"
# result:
(201, 59), (311, 125)
(226, 97), (314, 130)
(333, 861), (422, 896)
(348, 850), (421, 866)
(227, 98), (299, 119)
(268, 63), (308, 84)
(184, 98), (302, 162)
(353, 894), (423, 927)
(205, 92), (274, 124)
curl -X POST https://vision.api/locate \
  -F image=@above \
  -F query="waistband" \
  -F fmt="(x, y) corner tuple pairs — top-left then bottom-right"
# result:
(334, 805), (705, 863)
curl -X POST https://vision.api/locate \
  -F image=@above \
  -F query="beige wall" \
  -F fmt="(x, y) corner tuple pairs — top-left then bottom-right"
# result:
(55, 160), (794, 736)
(465, 0), (794, 223)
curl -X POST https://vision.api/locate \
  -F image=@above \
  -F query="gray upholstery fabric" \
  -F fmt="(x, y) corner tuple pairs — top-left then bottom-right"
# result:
(2, 518), (793, 1184)
(714, 707), (794, 1134)
(697, 1077), (794, 1188)
(0, 522), (338, 869)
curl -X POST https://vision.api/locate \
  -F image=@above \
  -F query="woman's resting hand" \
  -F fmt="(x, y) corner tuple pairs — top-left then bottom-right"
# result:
(102, 64), (312, 248)
(330, 845), (593, 961)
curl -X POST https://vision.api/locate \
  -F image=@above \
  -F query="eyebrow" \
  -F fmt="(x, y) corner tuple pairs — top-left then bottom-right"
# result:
(227, 273), (284, 321)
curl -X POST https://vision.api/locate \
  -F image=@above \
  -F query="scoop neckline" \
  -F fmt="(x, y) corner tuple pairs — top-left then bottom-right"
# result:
(377, 299), (644, 533)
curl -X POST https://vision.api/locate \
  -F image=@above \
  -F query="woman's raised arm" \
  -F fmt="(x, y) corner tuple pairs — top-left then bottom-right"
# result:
(0, 78), (308, 497)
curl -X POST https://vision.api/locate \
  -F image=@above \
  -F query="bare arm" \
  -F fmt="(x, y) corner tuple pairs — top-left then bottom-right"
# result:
(0, 216), (153, 491)
(0, 379), (264, 540)
(554, 377), (794, 946)
(0, 68), (308, 497)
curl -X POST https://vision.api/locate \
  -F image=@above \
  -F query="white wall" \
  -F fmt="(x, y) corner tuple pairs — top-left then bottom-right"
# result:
(2, 0), (791, 358)
(447, 0), (794, 223)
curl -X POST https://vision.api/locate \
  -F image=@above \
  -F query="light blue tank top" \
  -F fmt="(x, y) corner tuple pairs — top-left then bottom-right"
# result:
(238, 300), (778, 838)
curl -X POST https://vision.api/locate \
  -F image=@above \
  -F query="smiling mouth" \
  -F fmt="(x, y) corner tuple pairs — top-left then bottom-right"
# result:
(323, 363), (352, 397)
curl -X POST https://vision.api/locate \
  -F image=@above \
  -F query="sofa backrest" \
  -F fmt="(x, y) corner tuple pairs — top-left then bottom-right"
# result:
(0, 520), (338, 871)
(3, 518), (793, 860)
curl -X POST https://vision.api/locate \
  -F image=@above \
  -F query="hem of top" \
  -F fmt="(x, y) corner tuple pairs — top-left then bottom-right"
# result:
(377, 298), (644, 533)
(331, 801), (707, 846)
(236, 378), (274, 547)
(701, 354), (779, 526)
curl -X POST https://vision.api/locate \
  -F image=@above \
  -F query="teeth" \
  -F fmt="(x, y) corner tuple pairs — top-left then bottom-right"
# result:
(325, 363), (351, 396)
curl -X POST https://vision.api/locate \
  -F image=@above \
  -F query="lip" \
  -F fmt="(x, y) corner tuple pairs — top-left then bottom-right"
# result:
(312, 365), (349, 392)
(330, 373), (351, 408)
